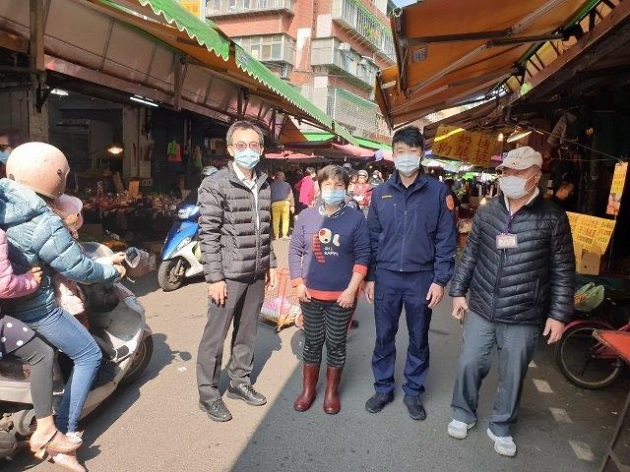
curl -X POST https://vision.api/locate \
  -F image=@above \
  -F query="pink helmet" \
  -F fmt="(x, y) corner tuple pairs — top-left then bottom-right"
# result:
(50, 194), (84, 232)
(6, 142), (70, 198)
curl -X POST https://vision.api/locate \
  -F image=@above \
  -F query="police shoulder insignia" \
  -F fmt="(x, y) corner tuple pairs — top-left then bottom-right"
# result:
(446, 195), (455, 211)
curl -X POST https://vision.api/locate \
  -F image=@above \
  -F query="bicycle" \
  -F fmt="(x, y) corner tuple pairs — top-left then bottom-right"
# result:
(555, 282), (630, 389)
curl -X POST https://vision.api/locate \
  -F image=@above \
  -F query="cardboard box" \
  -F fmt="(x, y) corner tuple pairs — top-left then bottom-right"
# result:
(577, 250), (602, 275)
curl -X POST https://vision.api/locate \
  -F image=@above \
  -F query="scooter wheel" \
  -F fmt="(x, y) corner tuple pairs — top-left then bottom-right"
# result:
(157, 258), (186, 292)
(120, 336), (154, 386)
(0, 431), (17, 460)
(11, 410), (36, 437)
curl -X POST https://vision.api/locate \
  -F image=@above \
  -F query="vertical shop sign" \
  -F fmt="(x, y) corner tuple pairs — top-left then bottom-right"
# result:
(606, 162), (628, 216)
(178, 0), (206, 20)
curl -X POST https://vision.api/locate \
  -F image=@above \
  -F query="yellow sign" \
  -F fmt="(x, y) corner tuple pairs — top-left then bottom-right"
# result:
(432, 125), (499, 167)
(178, 0), (204, 19)
(606, 162), (627, 216)
(566, 212), (616, 255)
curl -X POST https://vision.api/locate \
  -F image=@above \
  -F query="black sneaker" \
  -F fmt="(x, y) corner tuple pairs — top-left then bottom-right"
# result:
(365, 392), (394, 414)
(227, 384), (267, 406)
(403, 395), (427, 421)
(199, 399), (232, 422)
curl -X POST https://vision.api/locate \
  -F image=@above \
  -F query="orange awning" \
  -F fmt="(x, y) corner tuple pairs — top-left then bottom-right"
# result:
(378, 0), (593, 127)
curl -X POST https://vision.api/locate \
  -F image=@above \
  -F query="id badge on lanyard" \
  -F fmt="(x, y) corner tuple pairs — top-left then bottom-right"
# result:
(496, 212), (518, 250)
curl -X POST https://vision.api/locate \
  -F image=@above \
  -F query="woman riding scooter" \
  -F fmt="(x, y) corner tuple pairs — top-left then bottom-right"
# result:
(0, 142), (125, 472)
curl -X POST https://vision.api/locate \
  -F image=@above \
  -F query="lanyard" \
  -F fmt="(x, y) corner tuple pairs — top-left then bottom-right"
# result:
(502, 210), (515, 235)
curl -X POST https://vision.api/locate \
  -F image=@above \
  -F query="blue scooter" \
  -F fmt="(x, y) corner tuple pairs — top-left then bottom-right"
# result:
(157, 200), (204, 291)
(157, 166), (217, 291)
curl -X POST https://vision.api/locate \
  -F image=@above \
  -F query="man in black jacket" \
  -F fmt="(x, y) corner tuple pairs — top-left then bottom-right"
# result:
(447, 146), (575, 456)
(196, 121), (277, 422)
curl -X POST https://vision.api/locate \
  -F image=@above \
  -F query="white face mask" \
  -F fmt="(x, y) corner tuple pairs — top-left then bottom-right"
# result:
(499, 175), (533, 199)
(394, 154), (421, 177)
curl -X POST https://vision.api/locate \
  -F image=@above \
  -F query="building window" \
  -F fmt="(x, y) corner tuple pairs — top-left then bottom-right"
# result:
(233, 34), (295, 64)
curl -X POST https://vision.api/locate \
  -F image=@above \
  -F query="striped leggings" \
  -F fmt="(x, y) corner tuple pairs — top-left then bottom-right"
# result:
(300, 298), (354, 367)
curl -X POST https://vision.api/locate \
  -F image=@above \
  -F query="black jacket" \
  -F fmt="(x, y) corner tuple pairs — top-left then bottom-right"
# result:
(449, 193), (575, 325)
(198, 163), (276, 283)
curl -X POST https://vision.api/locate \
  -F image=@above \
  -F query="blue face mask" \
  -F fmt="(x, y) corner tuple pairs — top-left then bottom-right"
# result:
(321, 189), (346, 206)
(0, 149), (10, 165)
(233, 149), (260, 170)
(394, 154), (421, 177)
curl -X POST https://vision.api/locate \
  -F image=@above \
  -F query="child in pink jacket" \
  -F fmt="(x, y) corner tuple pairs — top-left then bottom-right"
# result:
(0, 229), (82, 459)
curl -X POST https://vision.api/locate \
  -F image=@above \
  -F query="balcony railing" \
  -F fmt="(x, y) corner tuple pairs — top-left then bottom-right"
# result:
(331, 0), (395, 61)
(207, 0), (295, 17)
(234, 35), (296, 65)
(327, 87), (381, 136)
(311, 38), (378, 89)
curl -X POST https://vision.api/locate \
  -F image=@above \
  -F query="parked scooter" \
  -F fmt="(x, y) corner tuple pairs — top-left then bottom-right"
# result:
(0, 243), (153, 460)
(157, 166), (217, 291)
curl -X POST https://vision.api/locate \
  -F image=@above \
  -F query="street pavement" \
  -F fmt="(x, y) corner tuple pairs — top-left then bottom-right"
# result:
(5, 239), (629, 472)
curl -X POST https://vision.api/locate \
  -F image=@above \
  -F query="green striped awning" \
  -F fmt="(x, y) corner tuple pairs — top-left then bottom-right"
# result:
(234, 46), (358, 145)
(136, 0), (230, 60)
(98, 0), (357, 144)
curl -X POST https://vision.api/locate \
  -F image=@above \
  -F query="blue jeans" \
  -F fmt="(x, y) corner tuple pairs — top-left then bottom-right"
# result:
(25, 306), (102, 433)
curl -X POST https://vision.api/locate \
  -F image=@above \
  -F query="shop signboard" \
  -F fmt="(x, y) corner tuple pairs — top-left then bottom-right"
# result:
(178, 0), (206, 20)
(606, 162), (628, 216)
(433, 125), (498, 167)
(566, 212), (617, 275)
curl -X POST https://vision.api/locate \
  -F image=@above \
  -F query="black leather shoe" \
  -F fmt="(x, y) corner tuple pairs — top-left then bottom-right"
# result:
(199, 399), (232, 422)
(365, 392), (394, 414)
(227, 384), (267, 406)
(403, 395), (427, 421)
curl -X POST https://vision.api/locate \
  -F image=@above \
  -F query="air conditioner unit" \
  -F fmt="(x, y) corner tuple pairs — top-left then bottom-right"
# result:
(338, 42), (351, 51)
(279, 65), (291, 80)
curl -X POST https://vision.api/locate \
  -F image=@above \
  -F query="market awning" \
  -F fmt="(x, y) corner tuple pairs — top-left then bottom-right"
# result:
(0, 0), (356, 144)
(282, 139), (375, 160)
(378, 0), (593, 128)
(509, 0), (630, 117)
(92, 0), (357, 143)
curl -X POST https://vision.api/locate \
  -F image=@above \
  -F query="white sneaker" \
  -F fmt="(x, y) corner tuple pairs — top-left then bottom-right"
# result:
(487, 428), (517, 457)
(447, 419), (476, 439)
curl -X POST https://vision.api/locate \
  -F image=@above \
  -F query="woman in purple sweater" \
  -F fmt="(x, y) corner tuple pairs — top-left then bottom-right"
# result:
(289, 165), (370, 414)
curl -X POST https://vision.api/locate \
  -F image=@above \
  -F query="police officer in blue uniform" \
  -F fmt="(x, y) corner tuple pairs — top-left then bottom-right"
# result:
(364, 126), (457, 420)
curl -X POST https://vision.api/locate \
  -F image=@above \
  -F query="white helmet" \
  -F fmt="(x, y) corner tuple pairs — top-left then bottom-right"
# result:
(6, 142), (70, 198)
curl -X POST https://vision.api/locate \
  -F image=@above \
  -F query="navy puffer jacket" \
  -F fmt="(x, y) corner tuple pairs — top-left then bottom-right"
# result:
(449, 193), (575, 325)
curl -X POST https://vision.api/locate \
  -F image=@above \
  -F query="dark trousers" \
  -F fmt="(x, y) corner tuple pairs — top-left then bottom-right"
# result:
(13, 336), (55, 418)
(197, 278), (265, 404)
(372, 269), (433, 397)
(300, 298), (354, 367)
(451, 311), (539, 437)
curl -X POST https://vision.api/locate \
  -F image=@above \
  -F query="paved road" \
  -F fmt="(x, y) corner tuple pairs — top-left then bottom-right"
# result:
(5, 239), (629, 472)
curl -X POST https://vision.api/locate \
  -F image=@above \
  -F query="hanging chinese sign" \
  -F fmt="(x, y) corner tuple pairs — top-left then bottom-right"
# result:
(606, 162), (627, 216)
(432, 125), (500, 167)
(566, 212), (616, 255)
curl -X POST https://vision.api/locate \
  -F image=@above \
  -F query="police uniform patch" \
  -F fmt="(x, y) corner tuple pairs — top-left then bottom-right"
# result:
(446, 195), (455, 211)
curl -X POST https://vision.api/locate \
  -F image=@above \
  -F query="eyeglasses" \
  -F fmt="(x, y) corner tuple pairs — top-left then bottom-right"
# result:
(231, 141), (262, 152)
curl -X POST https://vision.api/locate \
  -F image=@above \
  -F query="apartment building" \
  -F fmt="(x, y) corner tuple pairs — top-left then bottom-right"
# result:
(207, 0), (396, 143)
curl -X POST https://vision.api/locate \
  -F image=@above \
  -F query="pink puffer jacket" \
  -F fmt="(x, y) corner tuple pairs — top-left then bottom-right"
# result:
(0, 229), (38, 300)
